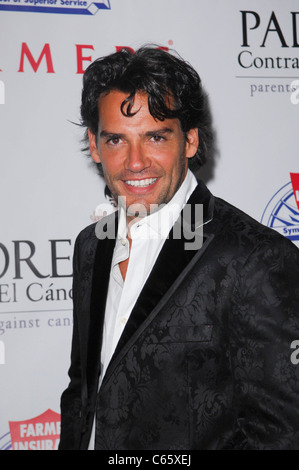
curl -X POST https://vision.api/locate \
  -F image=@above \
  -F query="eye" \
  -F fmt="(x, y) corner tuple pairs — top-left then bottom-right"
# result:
(107, 137), (121, 145)
(150, 135), (165, 143)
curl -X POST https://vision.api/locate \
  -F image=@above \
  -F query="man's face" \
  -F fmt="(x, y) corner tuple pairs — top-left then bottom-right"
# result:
(89, 90), (198, 222)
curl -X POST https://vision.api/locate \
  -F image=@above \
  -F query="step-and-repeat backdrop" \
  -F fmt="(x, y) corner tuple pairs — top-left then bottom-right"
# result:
(0, 0), (298, 450)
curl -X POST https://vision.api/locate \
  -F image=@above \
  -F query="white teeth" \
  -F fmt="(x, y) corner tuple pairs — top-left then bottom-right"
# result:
(125, 178), (157, 187)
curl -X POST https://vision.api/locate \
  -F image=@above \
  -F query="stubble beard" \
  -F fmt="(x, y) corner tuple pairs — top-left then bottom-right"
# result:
(104, 158), (187, 222)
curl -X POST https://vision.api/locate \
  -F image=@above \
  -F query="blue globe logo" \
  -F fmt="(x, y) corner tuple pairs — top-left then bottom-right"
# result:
(0, 432), (12, 450)
(261, 181), (299, 246)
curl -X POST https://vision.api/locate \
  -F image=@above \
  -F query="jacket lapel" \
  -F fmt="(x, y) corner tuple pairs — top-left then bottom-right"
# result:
(102, 181), (215, 386)
(81, 214), (117, 395)
(86, 236), (115, 394)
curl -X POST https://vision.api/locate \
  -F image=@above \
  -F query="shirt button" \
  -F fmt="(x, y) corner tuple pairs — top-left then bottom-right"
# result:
(120, 317), (127, 325)
(121, 238), (127, 246)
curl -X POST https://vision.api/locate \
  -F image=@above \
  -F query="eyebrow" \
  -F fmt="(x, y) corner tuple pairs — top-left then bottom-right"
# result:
(100, 131), (124, 139)
(99, 127), (174, 139)
(144, 128), (174, 137)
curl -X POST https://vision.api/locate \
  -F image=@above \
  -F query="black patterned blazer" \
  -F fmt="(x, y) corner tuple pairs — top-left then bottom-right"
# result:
(59, 181), (299, 450)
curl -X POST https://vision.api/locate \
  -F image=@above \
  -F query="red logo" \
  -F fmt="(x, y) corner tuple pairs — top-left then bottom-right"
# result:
(290, 172), (299, 210)
(9, 409), (60, 450)
(0, 43), (169, 74)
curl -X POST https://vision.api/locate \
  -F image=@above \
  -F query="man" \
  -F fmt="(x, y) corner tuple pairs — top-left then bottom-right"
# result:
(59, 46), (299, 450)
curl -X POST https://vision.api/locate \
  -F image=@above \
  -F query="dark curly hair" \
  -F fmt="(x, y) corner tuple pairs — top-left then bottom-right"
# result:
(81, 46), (212, 174)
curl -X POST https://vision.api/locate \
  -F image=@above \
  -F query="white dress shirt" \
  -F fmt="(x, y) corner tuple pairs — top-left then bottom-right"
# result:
(88, 169), (197, 449)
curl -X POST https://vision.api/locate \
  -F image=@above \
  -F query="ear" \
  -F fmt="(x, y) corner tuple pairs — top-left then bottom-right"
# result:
(88, 129), (101, 163)
(185, 128), (199, 159)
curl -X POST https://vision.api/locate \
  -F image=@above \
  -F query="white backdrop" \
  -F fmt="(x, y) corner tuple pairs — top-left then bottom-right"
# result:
(0, 0), (298, 450)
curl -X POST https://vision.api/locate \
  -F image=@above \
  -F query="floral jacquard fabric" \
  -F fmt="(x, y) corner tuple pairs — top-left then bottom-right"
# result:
(59, 182), (299, 450)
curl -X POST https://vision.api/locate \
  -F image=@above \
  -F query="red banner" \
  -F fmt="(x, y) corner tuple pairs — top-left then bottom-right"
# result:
(9, 409), (60, 450)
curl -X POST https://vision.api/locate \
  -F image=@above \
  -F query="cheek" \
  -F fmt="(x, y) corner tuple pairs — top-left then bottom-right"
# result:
(160, 147), (187, 174)
(99, 152), (119, 175)
(100, 145), (128, 169)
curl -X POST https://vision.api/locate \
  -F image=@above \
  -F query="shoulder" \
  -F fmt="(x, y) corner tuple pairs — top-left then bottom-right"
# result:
(76, 222), (97, 244)
(72, 222), (98, 271)
(212, 196), (298, 257)
(73, 211), (118, 263)
(74, 222), (98, 252)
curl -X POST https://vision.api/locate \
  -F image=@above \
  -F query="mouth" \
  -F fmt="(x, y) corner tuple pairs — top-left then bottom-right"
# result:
(124, 178), (158, 188)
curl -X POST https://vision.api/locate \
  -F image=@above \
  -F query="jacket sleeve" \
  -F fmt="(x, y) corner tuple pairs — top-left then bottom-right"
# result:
(228, 235), (299, 449)
(59, 235), (83, 450)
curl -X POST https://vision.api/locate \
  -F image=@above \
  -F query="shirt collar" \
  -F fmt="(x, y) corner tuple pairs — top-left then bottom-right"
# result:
(117, 169), (198, 240)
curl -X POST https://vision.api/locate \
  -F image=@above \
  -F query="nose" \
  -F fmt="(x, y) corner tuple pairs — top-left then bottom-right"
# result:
(125, 142), (150, 173)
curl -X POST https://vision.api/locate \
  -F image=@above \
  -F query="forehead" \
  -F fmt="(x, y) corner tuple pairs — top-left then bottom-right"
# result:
(97, 90), (180, 132)
(98, 89), (146, 119)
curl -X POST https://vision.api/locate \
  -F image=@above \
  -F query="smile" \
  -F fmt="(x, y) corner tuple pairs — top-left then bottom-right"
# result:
(124, 178), (158, 187)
